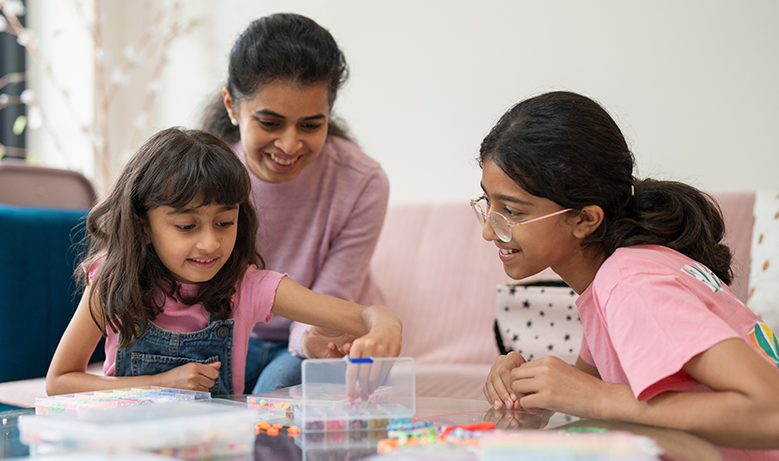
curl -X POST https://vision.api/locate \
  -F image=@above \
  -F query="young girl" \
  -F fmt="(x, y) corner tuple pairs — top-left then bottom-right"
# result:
(46, 127), (401, 396)
(479, 91), (779, 458)
(200, 12), (390, 395)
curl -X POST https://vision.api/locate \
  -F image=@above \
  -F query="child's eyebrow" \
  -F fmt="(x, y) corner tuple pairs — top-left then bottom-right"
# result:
(479, 182), (532, 206)
(165, 204), (238, 216)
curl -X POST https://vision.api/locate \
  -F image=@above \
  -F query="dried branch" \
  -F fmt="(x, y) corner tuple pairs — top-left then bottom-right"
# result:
(129, 12), (197, 147)
(0, 71), (27, 90)
(1, 3), (95, 157)
(105, 7), (167, 105)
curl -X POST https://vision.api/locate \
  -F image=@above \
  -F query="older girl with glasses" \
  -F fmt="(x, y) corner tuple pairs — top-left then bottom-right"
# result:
(200, 13), (389, 394)
(479, 91), (779, 459)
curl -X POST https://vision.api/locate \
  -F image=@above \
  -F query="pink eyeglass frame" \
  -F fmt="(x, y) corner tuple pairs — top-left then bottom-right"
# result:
(470, 197), (572, 242)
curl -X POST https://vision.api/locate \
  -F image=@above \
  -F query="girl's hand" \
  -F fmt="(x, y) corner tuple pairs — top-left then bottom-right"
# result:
(347, 305), (402, 359)
(155, 362), (221, 392)
(484, 351), (527, 410)
(509, 355), (607, 418)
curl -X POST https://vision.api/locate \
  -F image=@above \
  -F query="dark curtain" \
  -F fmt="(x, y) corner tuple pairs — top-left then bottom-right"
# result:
(1, 1), (27, 159)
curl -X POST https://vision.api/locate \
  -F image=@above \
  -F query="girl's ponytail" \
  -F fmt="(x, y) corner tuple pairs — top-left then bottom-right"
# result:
(605, 179), (733, 285)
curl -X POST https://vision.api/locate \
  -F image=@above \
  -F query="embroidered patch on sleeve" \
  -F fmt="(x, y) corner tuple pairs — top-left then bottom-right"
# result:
(748, 322), (779, 369)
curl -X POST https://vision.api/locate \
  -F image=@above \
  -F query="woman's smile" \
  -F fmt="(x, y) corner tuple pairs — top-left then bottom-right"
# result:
(268, 152), (301, 167)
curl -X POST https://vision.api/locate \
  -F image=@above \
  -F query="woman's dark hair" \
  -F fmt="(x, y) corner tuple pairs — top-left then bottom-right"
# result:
(479, 91), (733, 284)
(201, 13), (351, 144)
(80, 128), (263, 347)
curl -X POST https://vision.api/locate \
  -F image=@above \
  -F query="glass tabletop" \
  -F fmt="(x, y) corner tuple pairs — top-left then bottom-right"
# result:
(0, 397), (722, 461)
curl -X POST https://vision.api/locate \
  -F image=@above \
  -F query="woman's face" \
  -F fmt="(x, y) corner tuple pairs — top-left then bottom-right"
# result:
(224, 80), (331, 183)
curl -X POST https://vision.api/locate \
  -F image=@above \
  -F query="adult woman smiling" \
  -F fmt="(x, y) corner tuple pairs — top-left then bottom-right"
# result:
(201, 13), (390, 394)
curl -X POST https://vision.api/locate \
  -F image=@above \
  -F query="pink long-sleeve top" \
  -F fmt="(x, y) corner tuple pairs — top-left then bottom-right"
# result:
(233, 136), (390, 356)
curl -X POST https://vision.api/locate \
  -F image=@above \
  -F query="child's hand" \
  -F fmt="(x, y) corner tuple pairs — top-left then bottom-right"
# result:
(155, 362), (221, 392)
(347, 305), (402, 359)
(484, 351), (526, 410)
(508, 355), (605, 418)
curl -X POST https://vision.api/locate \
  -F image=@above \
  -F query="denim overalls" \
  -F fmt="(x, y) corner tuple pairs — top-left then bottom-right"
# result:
(115, 316), (235, 395)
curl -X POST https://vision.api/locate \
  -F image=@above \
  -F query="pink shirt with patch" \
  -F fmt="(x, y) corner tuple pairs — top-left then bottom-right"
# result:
(577, 245), (779, 461)
(95, 265), (284, 395)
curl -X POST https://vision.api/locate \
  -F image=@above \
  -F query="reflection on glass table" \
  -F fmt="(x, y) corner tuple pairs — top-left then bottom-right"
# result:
(1, 397), (722, 461)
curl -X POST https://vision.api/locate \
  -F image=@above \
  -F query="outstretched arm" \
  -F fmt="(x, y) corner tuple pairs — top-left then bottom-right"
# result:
(272, 277), (402, 359)
(507, 339), (779, 449)
(287, 168), (390, 357)
(46, 287), (221, 395)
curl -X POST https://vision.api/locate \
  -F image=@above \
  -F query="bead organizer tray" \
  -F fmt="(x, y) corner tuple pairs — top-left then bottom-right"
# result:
(300, 356), (415, 432)
(34, 387), (211, 414)
(248, 357), (416, 432)
(19, 400), (257, 459)
(246, 382), (392, 412)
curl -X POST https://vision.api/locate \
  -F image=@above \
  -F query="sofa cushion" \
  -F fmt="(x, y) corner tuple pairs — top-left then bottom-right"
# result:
(748, 190), (779, 332)
(495, 280), (582, 365)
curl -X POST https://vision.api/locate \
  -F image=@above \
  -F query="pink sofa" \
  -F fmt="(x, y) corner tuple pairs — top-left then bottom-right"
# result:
(0, 192), (761, 407)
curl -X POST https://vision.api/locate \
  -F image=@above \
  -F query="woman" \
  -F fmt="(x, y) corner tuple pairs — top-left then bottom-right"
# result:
(201, 13), (389, 394)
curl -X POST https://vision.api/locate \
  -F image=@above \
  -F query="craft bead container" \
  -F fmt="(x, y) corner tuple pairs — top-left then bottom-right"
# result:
(288, 357), (415, 432)
(19, 400), (257, 459)
(34, 387), (210, 415)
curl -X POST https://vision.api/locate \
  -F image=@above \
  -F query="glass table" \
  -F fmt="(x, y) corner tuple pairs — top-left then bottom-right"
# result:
(0, 397), (722, 460)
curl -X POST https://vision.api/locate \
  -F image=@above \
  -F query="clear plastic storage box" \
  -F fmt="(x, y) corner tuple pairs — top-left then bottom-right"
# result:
(19, 400), (257, 459)
(248, 356), (415, 432)
(34, 386), (211, 414)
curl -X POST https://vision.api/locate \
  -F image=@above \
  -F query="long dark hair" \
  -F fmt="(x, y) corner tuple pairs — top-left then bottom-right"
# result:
(479, 91), (733, 285)
(200, 13), (351, 144)
(80, 128), (263, 347)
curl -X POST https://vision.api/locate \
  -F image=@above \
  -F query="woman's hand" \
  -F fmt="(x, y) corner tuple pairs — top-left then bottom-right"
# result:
(484, 351), (527, 410)
(303, 326), (357, 358)
(155, 362), (221, 392)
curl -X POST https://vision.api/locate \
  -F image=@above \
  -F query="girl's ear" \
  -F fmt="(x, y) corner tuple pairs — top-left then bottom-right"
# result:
(222, 87), (237, 121)
(572, 205), (604, 239)
(142, 220), (152, 245)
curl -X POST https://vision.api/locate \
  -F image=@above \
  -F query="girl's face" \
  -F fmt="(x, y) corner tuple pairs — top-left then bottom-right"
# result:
(145, 199), (239, 284)
(224, 80), (331, 183)
(479, 160), (583, 282)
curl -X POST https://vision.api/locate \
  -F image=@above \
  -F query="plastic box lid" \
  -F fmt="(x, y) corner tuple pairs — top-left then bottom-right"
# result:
(34, 386), (210, 414)
(19, 400), (257, 456)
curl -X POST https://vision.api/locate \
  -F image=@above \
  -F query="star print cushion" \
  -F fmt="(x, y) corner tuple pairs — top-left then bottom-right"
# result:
(576, 245), (776, 402)
(748, 189), (779, 333)
(495, 281), (582, 365)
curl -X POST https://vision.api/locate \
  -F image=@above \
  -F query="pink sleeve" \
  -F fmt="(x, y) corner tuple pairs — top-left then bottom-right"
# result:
(578, 335), (594, 367)
(86, 258), (105, 284)
(603, 273), (739, 401)
(287, 168), (390, 357)
(240, 268), (286, 325)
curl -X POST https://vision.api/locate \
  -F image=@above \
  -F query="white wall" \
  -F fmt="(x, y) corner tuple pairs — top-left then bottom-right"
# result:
(31, 0), (779, 203)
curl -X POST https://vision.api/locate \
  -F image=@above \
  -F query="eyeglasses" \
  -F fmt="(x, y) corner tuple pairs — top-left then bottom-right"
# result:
(470, 196), (572, 243)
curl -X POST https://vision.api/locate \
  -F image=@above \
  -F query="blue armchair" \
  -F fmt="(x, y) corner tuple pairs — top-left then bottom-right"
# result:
(0, 204), (104, 383)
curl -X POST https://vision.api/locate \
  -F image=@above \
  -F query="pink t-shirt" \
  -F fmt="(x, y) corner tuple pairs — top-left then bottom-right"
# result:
(97, 265), (284, 395)
(233, 136), (389, 356)
(577, 245), (779, 461)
